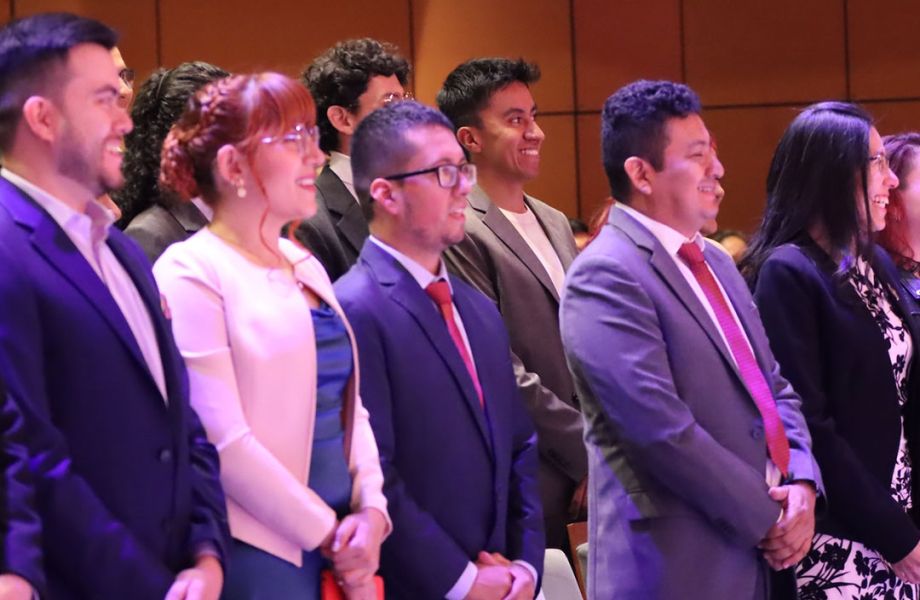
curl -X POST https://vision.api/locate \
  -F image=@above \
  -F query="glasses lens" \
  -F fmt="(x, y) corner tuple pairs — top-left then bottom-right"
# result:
(436, 165), (458, 188)
(460, 163), (477, 185)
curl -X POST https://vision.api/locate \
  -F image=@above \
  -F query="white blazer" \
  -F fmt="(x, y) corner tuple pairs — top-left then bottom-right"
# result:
(154, 228), (390, 566)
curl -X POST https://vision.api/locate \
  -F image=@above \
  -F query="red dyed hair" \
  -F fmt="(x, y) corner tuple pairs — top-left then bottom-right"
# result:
(877, 132), (920, 270)
(160, 72), (317, 203)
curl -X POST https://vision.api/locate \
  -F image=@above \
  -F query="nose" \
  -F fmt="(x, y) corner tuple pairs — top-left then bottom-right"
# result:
(455, 170), (474, 197)
(886, 166), (900, 189)
(525, 119), (545, 142)
(709, 152), (725, 179)
(304, 137), (324, 168)
(115, 105), (133, 136)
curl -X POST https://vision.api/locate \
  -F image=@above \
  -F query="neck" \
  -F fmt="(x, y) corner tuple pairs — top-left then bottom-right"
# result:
(475, 167), (527, 212)
(371, 224), (441, 275)
(4, 154), (94, 213)
(210, 197), (285, 267)
(625, 196), (698, 239)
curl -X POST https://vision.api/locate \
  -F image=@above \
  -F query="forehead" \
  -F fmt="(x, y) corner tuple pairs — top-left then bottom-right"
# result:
(868, 126), (883, 152)
(65, 43), (120, 83)
(110, 47), (126, 70)
(663, 113), (710, 151)
(361, 74), (404, 101)
(402, 125), (464, 167)
(482, 81), (535, 115)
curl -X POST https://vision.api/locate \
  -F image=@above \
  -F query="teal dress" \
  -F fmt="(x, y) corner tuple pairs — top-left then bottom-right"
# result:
(222, 303), (354, 599)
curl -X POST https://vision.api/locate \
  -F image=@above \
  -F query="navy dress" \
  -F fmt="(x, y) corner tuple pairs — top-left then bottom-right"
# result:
(222, 303), (354, 599)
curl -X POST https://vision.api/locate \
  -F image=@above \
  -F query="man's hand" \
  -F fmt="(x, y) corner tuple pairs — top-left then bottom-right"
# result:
(164, 555), (223, 600)
(465, 562), (513, 600)
(758, 482), (816, 570)
(893, 540), (920, 583)
(0, 573), (33, 600)
(504, 563), (535, 600)
(326, 508), (387, 588)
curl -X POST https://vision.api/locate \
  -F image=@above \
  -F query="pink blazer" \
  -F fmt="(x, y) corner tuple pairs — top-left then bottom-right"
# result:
(154, 228), (390, 566)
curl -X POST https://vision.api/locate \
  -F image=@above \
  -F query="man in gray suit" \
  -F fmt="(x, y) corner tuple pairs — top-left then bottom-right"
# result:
(437, 58), (587, 554)
(559, 80), (822, 599)
(296, 38), (410, 281)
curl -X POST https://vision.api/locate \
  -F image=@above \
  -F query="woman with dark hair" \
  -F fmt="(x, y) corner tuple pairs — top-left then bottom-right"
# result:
(115, 61), (228, 262)
(153, 73), (389, 599)
(741, 102), (920, 597)
(878, 132), (920, 308)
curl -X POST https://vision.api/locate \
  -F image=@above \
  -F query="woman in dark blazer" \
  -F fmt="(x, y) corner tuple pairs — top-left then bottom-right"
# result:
(741, 101), (920, 598)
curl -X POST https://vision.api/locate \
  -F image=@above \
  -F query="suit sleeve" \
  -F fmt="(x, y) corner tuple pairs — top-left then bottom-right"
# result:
(445, 234), (587, 483)
(754, 252), (920, 562)
(0, 258), (175, 598)
(560, 254), (781, 547)
(338, 291), (476, 598)
(0, 384), (44, 596)
(295, 211), (348, 283)
(153, 255), (339, 552)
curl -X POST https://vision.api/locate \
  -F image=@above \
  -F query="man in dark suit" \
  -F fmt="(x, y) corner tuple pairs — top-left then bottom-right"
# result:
(0, 376), (42, 600)
(0, 13), (229, 599)
(334, 101), (544, 599)
(295, 38), (411, 281)
(559, 80), (822, 599)
(438, 58), (587, 553)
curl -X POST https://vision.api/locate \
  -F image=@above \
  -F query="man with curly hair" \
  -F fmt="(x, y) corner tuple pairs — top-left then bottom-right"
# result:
(295, 38), (411, 281)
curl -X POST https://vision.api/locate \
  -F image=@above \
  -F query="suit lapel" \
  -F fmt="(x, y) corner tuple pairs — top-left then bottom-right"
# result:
(0, 180), (159, 395)
(168, 201), (209, 235)
(362, 242), (494, 453)
(317, 166), (368, 255)
(471, 186), (561, 302)
(527, 194), (578, 271)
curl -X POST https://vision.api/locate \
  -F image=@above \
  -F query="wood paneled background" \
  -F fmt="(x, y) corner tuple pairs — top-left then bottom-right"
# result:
(8, 0), (920, 231)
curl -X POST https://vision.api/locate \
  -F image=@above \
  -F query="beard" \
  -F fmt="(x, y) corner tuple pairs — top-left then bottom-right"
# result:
(55, 123), (124, 198)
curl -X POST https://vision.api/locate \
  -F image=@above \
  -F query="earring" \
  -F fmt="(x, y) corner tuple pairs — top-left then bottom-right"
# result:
(234, 179), (247, 199)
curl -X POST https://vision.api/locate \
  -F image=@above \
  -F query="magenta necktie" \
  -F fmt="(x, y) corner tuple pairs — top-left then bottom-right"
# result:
(425, 280), (484, 407)
(678, 242), (790, 477)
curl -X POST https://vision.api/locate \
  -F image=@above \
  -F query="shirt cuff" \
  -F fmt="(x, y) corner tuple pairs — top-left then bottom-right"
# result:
(444, 561), (477, 600)
(193, 542), (221, 563)
(513, 560), (538, 588)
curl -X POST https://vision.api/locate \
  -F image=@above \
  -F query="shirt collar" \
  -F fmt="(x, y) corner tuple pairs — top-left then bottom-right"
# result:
(615, 202), (704, 257)
(368, 235), (453, 293)
(1, 167), (115, 244)
(328, 151), (353, 186)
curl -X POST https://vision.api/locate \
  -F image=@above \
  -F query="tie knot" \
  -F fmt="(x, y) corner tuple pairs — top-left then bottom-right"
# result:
(425, 280), (452, 307)
(678, 242), (706, 266)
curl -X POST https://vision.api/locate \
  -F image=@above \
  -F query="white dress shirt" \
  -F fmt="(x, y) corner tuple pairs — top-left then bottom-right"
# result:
(328, 151), (358, 202)
(367, 235), (538, 598)
(499, 205), (566, 295)
(1, 168), (167, 401)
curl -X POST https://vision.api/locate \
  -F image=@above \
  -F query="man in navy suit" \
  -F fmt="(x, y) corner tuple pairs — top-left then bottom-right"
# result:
(0, 13), (229, 599)
(334, 101), (544, 599)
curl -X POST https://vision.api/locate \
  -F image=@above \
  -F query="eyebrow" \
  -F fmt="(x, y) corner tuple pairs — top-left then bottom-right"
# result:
(687, 140), (710, 151)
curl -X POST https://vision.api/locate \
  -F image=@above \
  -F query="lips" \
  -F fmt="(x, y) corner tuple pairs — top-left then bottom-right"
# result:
(519, 148), (539, 157)
(295, 176), (315, 189)
(871, 195), (889, 208)
(698, 182), (721, 195)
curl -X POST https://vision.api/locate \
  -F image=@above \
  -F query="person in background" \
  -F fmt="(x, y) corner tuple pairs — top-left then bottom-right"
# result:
(335, 101), (544, 599)
(877, 132), (920, 308)
(95, 45), (134, 220)
(742, 102), (920, 598)
(155, 72), (390, 600)
(710, 228), (749, 263)
(568, 218), (590, 252)
(295, 38), (411, 281)
(0, 12), (229, 598)
(116, 61), (229, 261)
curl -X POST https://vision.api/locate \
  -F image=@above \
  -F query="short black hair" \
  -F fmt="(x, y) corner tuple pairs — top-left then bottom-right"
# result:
(436, 57), (540, 129)
(115, 61), (229, 227)
(601, 80), (701, 202)
(302, 38), (410, 154)
(0, 12), (118, 153)
(352, 100), (455, 215)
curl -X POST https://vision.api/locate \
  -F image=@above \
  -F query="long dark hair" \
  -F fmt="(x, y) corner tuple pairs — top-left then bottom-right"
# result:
(740, 101), (873, 283)
(114, 61), (228, 227)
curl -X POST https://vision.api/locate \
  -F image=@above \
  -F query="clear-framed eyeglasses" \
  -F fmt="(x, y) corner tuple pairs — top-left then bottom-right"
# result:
(381, 91), (413, 106)
(259, 124), (320, 157)
(384, 162), (477, 189)
(869, 151), (890, 174)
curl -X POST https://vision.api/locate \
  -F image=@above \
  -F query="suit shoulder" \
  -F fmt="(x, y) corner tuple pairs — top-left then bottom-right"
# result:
(526, 194), (570, 224)
(451, 276), (502, 317)
(333, 264), (381, 307)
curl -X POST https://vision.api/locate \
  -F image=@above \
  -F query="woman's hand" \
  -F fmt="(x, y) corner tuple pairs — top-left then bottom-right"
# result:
(893, 540), (920, 583)
(326, 508), (387, 587)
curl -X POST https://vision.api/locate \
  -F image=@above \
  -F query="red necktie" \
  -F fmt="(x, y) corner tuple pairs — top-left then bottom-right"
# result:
(425, 280), (484, 407)
(678, 242), (790, 477)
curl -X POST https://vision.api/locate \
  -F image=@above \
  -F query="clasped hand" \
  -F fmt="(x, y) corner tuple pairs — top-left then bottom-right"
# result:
(321, 507), (388, 600)
(465, 551), (535, 600)
(758, 482), (816, 571)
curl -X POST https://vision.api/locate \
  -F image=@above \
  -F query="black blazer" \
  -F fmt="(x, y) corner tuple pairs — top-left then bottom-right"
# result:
(124, 201), (209, 264)
(294, 166), (369, 281)
(753, 240), (920, 562)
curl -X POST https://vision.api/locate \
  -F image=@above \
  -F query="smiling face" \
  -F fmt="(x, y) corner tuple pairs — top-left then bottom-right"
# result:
(249, 124), (325, 223)
(862, 126), (900, 233)
(52, 43), (133, 198)
(467, 81), (544, 183)
(647, 113), (725, 237)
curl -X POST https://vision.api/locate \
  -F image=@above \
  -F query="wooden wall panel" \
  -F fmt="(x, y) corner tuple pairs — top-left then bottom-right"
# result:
(0, 1), (10, 23)
(704, 106), (800, 232)
(159, 0), (411, 80)
(850, 2), (920, 100)
(526, 114), (578, 218)
(412, 0), (573, 112)
(576, 113), (609, 222)
(865, 101), (920, 137)
(574, 0), (681, 112)
(684, 1), (846, 106)
(14, 0), (157, 80)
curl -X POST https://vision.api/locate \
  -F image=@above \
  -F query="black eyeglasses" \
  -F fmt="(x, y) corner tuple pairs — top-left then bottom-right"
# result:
(384, 163), (477, 189)
(119, 68), (135, 87)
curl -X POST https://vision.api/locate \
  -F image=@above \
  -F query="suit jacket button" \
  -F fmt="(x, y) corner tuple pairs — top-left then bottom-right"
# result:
(751, 425), (764, 441)
(159, 448), (173, 463)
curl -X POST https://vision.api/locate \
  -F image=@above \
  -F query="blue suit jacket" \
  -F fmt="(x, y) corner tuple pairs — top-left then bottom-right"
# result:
(334, 240), (544, 599)
(0, 178), (230, 599)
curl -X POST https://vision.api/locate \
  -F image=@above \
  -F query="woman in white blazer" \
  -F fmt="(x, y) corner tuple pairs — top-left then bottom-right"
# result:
(153, 72), (389, 600)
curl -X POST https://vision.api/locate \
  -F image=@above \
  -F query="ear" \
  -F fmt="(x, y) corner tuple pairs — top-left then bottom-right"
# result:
(21, 96), (57, 143)
(457, 126), (481, 155)
(369, 178), (400, 216)
(327, 105), (357, 136)
(214, 144), (246, 189)
(624, 156), (653, 196)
